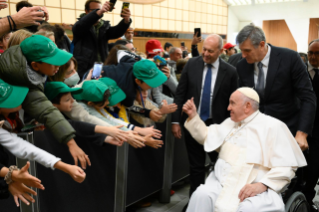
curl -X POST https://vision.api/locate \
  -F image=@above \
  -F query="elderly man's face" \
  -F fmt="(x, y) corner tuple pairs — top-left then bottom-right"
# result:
(170, 48), (182, 62)
(227, 91), (249, 122)
(202, 37), (223, 64)
(239, 39), (266, 64)
(308, 42), (319, 68)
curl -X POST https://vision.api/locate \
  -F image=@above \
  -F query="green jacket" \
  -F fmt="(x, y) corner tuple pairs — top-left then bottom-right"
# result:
(0, 46), (75, 144)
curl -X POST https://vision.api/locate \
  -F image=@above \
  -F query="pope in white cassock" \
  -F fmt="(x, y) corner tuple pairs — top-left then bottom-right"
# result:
(183, 87), (307, 212)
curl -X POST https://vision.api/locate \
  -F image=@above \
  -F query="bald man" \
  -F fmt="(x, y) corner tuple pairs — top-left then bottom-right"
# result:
(172, 34), (238, 200)
(183, 88), (306, 212)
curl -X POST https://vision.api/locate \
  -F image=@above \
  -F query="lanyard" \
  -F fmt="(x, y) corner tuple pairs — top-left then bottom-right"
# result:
(138, 86), (145, 108)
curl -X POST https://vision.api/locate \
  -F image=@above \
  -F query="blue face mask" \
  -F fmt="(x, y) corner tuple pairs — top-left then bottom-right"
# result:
(64, 72), (80, 87)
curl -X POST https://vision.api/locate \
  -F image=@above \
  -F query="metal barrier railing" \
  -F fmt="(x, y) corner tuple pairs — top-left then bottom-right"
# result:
(159, 114), (175, 203)
(16, 132), (40, 212)
(12, 116), (177, 212)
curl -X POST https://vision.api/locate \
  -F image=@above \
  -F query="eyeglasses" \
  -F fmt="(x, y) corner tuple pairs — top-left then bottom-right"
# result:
(131, 48), (136, 51)
(307, 51), (319, 57)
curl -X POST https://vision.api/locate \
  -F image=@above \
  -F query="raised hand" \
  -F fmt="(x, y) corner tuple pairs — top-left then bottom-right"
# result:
(67, 139), (91, 169)
(144, 134), (164, 149)
(127, 131), (145, 148)
(135, 126), (162, 138)
(8, 181), (37, 207)
(11, 162), (44, 190)
(192, 32), (202, 45)
(66, 165), (86, 183)
(182, 97), (197, 119)
(121, 8), (131, 23)
(105, 136), (124, 147)
(159, 100), (178, 114)
(150, 110), (163, 122)
(12, 6), (50, 29)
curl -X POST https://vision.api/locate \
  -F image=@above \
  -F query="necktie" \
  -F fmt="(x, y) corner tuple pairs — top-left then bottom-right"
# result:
(200, 64), (212, 121)
(255, 62), (265, 97)
(313, 68), (319, 81)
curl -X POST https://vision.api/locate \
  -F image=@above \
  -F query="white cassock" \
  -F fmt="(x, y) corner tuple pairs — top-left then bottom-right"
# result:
(185, 110), (307, 212)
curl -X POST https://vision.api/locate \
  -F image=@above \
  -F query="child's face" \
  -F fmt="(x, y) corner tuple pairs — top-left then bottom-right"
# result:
(89, 100), (110, 110)
(64, 60), (76, 79)
(31, 62), (60, 76)
(0, 105), (22, 117)
(136, 89), (148, 103)
(135, 79), (151, 91)
(53, 93), (74, 112)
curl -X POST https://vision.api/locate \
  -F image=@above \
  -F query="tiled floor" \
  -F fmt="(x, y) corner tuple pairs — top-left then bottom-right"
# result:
(135, 183), (190, 212)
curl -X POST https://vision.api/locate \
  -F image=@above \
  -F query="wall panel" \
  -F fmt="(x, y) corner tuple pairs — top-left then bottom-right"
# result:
(308, 18), (319, 44)
(263, 20), (297, 51)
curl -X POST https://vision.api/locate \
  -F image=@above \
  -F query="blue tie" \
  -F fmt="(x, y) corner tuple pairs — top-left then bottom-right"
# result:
(200, 64), (212, 121)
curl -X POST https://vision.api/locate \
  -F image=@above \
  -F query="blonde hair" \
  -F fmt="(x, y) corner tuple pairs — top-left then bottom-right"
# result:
(7, 29), (32, 48)
(35, 31), (54, 38)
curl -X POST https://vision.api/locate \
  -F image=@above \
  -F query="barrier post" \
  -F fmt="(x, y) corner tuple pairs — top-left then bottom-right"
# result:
(114, 142), (129, 212)
(159, 114), (175, 203)
(16, 132), (40, 212)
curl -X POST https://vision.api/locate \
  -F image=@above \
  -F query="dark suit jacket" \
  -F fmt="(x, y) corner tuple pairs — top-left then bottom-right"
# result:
(306, 64), (319, 138)
(228, 53), (242, 68)
(237, 44), (316, 135)
(172, 57), (238, 124)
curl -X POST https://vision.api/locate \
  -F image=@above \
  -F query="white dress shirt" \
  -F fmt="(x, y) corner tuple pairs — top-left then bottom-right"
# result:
(197, 59), (220, 119)
(254, 45), (271, 86)
(308, 61), (318, 80)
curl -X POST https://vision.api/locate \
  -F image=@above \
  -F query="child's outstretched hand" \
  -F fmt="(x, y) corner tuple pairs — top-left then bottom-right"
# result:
(144, 134), (164, 149)
(67, 165), (86, 183)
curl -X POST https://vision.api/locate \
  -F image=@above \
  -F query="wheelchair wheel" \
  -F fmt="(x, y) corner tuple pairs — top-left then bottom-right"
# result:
(285, 191), (310, 212)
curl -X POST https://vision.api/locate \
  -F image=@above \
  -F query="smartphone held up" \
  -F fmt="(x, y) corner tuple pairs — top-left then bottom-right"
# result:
(121, 2), (130, 17)
(92, 62), (103, 79)
(109, 0), (117, 12)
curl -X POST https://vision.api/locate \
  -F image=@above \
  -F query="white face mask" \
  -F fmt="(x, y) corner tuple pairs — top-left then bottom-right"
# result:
(64, 72), (80, 87)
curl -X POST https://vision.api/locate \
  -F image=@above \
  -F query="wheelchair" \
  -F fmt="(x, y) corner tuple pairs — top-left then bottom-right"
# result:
(283, 176), (312, 212)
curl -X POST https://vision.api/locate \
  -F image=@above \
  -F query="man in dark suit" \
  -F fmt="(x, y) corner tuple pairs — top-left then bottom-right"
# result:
(303, 39), (319, 208)
(236, 24), (316, 148)
(172, 34), (238, 199)
(228, 52), (242, 67)
(236, 25), (317, 206)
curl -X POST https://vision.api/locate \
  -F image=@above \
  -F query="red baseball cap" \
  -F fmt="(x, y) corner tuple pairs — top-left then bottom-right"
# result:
(146, 39), (164, 54)
(223, 43), (236, 50)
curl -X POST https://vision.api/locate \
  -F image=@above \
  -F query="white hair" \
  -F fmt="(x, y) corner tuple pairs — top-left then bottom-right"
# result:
(242, 95), (259, 111)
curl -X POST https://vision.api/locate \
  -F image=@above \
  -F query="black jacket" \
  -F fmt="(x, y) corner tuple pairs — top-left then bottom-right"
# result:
(101, 55), (137, 107)
(228, 53), (242, 68)
(72, 10), (131, 78)
(172, 57), (238, 124)
(237, 45), (316, 135)
(306, 64), (319, 138)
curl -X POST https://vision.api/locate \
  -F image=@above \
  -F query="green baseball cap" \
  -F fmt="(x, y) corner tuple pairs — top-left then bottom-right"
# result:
(99, 77), (126, 106)
(0, 79), (29, 109)
(20, 35), (73, 66)
(44, 81), (82, 101)
(133, 60), (167, 88)
(73, 80), (109, 102)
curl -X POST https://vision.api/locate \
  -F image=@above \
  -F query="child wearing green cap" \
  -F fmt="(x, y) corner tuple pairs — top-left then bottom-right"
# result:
(0, 35), (91, 170)
(0, 79), (87, 193)
(101, 52), (168, 108)
(74, 80), (165, 149)
(44, 81), (128, 146)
